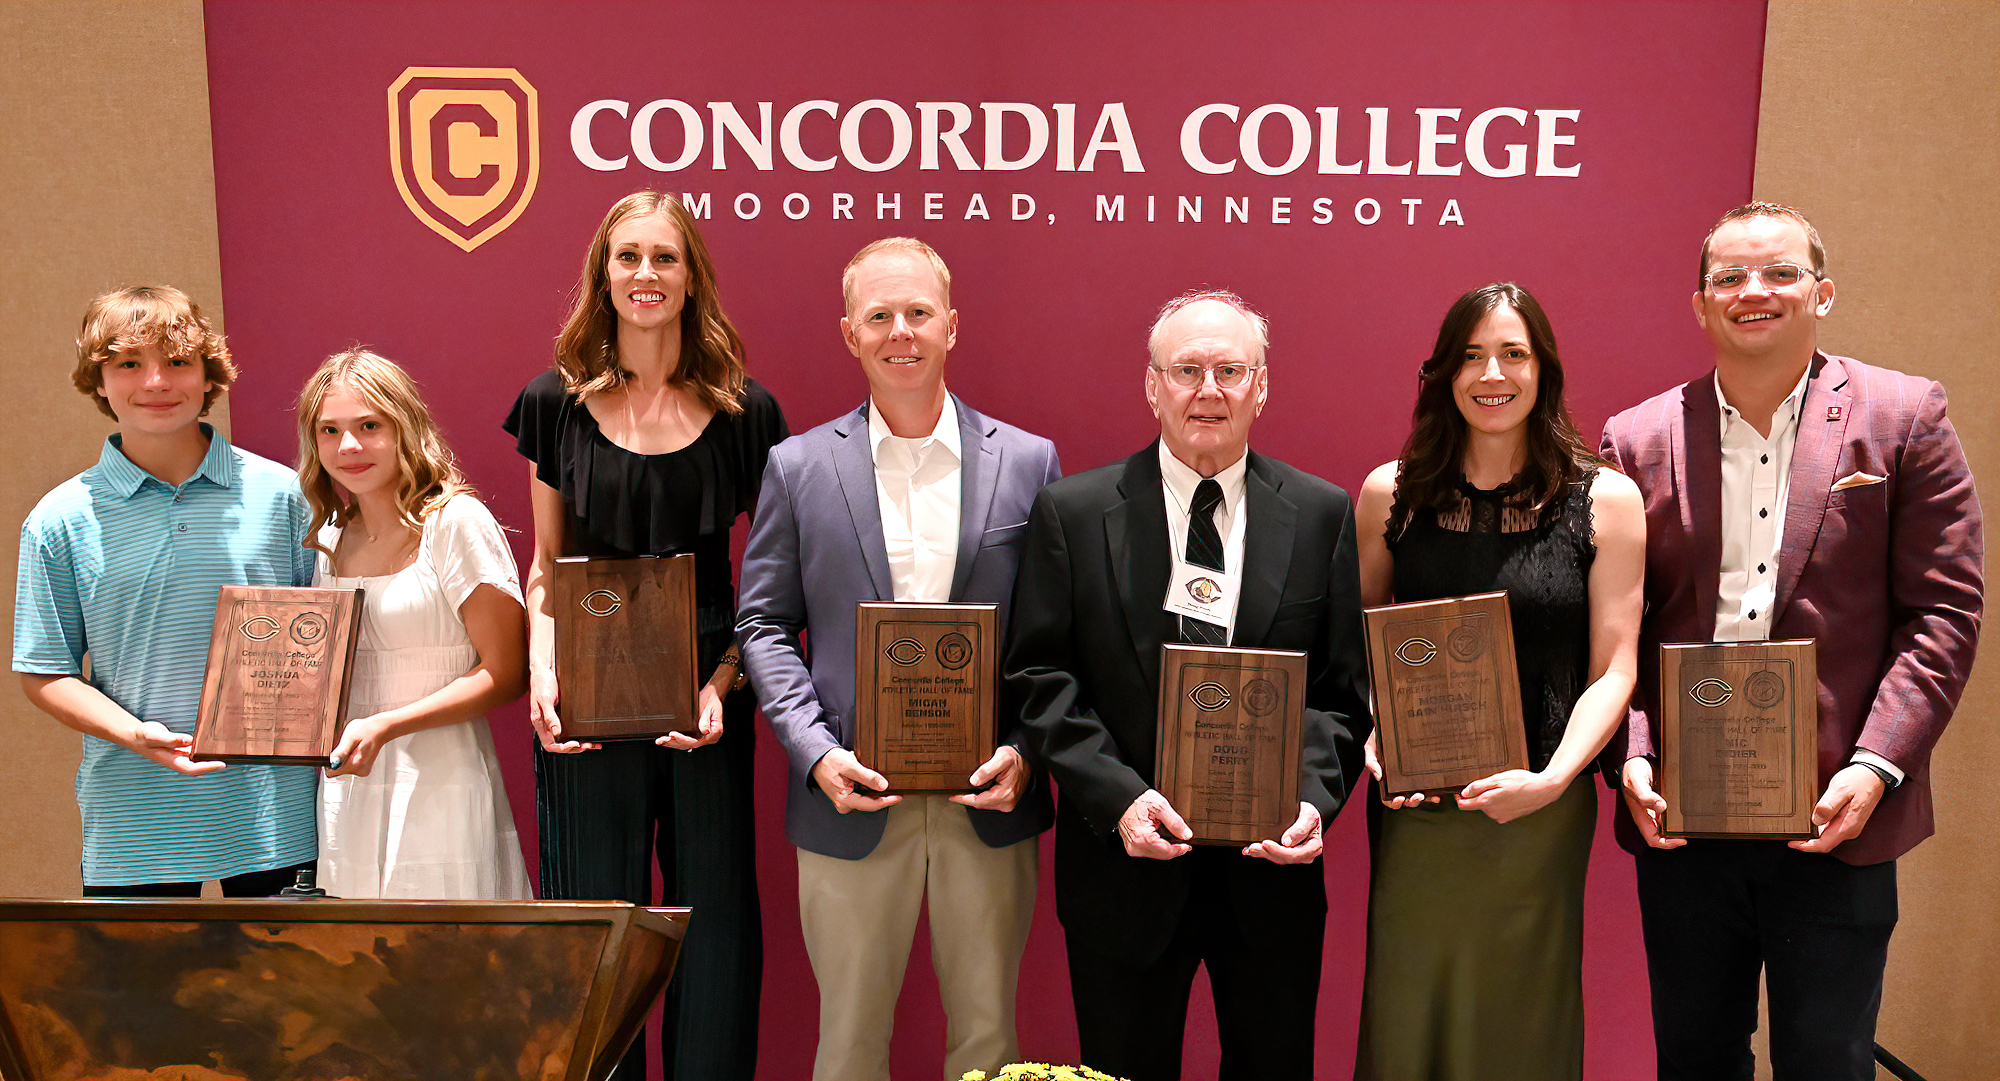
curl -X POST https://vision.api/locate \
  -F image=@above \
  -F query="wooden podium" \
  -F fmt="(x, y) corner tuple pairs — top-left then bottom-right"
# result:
(0, 898), (688, 1081)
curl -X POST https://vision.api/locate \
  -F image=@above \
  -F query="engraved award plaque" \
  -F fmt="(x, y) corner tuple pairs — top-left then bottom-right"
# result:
(1363, 591), (1529, 796)
(1155, 644), (1306, 845)
(854, 602), (998, 794)
(1660, 640), (1819, 839)
(191, 586), (363, 764)
(554, 554), (698, 740)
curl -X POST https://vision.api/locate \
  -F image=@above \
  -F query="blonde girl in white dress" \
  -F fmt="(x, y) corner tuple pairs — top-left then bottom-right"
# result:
(297, 348), (532, 899)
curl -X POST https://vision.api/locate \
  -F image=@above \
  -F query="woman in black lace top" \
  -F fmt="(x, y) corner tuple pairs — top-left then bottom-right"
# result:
(504, 192), (787, 1081)
(1351, 283), (1645, 1080)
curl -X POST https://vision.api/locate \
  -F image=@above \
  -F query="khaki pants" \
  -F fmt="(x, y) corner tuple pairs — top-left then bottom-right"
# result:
(796, 795), (1038, 1081)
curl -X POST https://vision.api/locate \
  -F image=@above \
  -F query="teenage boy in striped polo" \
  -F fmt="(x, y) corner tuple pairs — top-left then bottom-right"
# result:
(15, 285), (318, 896)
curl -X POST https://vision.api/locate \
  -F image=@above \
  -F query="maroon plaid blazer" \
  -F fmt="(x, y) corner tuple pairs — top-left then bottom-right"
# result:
(1599, 353), (1983, 865)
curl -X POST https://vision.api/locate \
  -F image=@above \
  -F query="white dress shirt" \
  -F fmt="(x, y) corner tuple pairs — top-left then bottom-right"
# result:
(1713, 368), (1808, 643)
(869, 397), (961, 604)
(1712, 370), (1902, 781)
(1160, 441), (1249, 643)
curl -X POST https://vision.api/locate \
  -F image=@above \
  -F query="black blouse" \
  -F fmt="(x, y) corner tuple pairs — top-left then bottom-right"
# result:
(1387, 475), (1597, 770)
(503, 369), (789, 618)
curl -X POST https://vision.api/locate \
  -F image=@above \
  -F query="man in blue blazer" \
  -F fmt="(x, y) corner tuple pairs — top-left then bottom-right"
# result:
(737, 238), (1060, 1081)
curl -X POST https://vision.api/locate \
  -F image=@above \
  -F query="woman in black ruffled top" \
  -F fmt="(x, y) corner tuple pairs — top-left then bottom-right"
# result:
(1351, 283), (1646, 1080)
(504, 191), (787, 1081)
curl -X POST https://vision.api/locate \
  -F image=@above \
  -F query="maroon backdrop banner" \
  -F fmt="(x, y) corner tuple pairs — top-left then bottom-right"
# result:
(204, 3), (1766, 1077)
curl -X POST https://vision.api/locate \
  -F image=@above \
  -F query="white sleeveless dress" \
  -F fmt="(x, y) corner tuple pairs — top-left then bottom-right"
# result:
(314, 495), (532, 899)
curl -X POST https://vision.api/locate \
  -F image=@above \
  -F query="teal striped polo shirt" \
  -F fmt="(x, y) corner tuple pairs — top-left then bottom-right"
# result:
(13, 426), (319, 886)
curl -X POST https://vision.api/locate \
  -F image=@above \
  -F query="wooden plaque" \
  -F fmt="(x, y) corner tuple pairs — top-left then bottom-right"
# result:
(854, 602), (998, 794)
(1660, 639), (1819, 839)
(1155, 643), (1306, 846)
(554, 555), (698, 740)
(191, 586), (363, 764)
(1363, 591), (1529, 796)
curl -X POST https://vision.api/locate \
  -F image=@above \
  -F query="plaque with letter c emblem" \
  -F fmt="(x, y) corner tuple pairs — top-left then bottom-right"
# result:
(1155, 644), (1306, 845)
(854, 603), (999, 794)
(553, 554), (698, 740)
(1362, 591), (1529, 796)
(1660, 640), (1818, 838)
(191, 586), (364, 764)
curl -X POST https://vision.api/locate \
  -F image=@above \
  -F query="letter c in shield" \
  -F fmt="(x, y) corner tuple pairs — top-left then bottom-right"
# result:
(388, 67), (540, 251)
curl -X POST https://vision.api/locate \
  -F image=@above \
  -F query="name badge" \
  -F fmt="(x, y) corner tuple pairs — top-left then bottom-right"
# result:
(1164, 560), (1240, 629)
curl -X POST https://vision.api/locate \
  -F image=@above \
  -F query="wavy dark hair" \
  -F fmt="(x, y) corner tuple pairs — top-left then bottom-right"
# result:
(553, 191), (748, 414)
(1389, 282), (1601, 537)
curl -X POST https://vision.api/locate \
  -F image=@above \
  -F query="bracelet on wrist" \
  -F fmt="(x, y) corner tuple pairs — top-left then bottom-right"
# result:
(1857, 761), (1899, 789)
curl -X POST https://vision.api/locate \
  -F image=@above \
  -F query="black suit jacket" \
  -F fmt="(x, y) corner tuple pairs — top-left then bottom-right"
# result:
(1004, 444), (1370, 964)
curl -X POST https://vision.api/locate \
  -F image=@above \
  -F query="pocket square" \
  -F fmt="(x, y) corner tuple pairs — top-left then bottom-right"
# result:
(1832, 471), (1887, 491)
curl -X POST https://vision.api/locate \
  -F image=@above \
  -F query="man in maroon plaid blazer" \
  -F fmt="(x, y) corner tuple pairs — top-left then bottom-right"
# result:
(1598, 203), (1983, 1081)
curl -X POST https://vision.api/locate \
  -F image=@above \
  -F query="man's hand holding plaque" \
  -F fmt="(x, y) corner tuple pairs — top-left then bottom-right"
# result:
(810, 747), (901, 814)
(949, 746), (1030, 813)
(1153, 643), (1308, 847)
(1658, 640), (1818, 840)
(853, 602), (999, 794)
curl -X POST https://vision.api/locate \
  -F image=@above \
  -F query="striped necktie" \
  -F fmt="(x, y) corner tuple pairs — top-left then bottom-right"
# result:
(1180, 478), (1227, 645)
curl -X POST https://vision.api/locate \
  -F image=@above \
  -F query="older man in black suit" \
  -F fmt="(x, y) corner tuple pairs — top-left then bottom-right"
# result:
(1004, 290), (1369, 1081)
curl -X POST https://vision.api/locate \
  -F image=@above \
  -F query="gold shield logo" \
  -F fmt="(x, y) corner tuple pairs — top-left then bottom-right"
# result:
(388, 67), (539, 252)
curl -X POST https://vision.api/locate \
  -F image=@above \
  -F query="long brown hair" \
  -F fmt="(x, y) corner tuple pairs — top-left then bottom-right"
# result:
(553, 191), (748, 414)
(296, 348), (474, 569)
(1389, 283), (1600, 536)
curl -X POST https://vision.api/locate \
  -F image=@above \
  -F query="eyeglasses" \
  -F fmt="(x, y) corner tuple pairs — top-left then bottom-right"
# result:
(1703, 263), (1819, 293)
(1150, 362), (1261, 390)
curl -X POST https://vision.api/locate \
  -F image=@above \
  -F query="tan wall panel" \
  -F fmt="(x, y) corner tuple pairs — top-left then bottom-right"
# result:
(0, 0), (227, 898)
(1756, 2), (2000, 1077)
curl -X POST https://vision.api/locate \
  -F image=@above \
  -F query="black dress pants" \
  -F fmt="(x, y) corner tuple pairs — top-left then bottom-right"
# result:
(1066, 846), (1323, 1081)
(80, 858), (317, 898)
(536, 669), (762, 1081)
(1635, 840), (1896, 1081)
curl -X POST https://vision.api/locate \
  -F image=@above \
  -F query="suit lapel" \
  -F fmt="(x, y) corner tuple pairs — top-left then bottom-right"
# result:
(950, 396), (998, 601)
(1678, 374), (1725, 636)
(1774, 354), (1849, 618)
(833, 405), (893, 600)
(1234, 452), (1295, 646)
(1106, 445), (1171, 691)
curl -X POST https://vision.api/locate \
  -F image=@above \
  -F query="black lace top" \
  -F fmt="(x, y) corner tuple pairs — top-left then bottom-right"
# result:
(504, 369), (789, 619)
(1387, 472), (1597, 770)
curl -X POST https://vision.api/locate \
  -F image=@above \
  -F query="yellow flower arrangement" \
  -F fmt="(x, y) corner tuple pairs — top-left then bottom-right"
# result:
(958, 1065), (1128, 1081)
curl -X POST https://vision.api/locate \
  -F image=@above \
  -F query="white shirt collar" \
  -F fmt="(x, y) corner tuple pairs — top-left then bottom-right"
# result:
(1715, 365), (1812, 436)
(868, 394), (961, 464)
(1158, 440), (1248, 515)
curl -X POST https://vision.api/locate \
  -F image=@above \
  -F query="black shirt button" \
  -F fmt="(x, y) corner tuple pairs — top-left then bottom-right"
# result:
(1748, 610), (1758, 620)
(1758, 563), (1767, 574)
(1761, 454), (1769, 464)
(1759, 508), (1769, 518)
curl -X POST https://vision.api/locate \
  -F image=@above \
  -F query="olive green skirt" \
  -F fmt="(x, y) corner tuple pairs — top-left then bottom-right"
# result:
(1354, 779), (1597, 1081)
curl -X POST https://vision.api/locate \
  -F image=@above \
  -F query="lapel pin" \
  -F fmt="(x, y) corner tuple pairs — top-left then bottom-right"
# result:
(1827, 405), (1843, 421)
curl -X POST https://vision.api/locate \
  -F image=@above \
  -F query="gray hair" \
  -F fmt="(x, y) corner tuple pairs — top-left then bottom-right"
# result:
(1146, 289), (1270, 365)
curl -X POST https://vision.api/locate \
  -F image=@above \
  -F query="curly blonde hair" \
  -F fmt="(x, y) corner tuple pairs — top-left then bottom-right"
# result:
(74, 285), (236, 419)
(295, 348), (473, 569)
